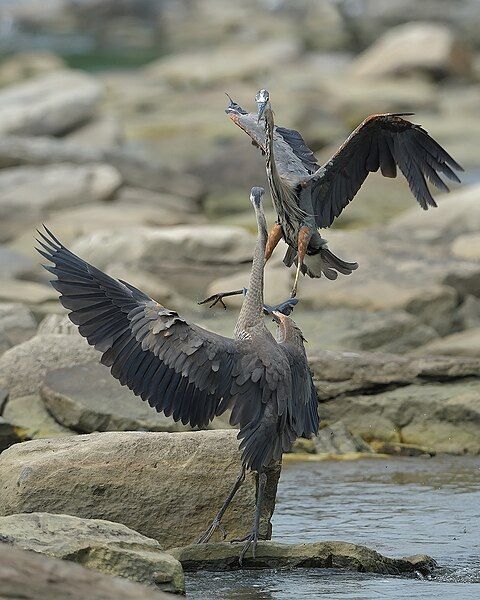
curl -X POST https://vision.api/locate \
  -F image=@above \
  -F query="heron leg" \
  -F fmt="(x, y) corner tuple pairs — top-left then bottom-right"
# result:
(291, 226), (312, 297)
(234, 471), (267, 565)
(197, 466), (246, 544)
(198, 289), (245, 310)
(264, 222), (283, 263)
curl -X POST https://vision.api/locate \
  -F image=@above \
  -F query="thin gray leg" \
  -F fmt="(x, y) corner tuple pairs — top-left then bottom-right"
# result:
(239, 471), (267, 565)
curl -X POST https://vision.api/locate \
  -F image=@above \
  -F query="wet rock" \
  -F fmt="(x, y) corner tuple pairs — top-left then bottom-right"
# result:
(351, 22), (471, 80)
(0, 52), (66, 87)
(0, 544), (173, 600)
(2, 395), (75, 440)
(313, 421), (373, 455)
(0, 334), (98, 399)
(0, 70), (102, 136)
(40, 363), (194, 434)
(0, 418), (28, 453)
(412, 328), (480, 358)
(370, 440), (436, 457)
(320, 380), (480, 454)
(0, 431), (280, 549)
(0, 163), (122, 241)
(0, 303), (37, 355)
(169, 541), (436, 576)
(0, 512), (184, 594)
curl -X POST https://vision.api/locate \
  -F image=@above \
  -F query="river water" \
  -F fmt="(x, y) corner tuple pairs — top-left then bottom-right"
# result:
(186, 455), (480, 599)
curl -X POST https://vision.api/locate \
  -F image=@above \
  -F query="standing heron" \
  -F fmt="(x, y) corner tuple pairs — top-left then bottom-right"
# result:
(36, 186), (319, 563)
(227, 90), (463, 297)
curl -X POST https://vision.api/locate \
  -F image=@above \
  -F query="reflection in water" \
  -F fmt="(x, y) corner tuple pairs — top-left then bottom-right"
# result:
(187, 456), (480, 598)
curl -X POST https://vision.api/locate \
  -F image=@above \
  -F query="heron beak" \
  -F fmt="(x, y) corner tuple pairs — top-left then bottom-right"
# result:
(271, 311), (282, 324)
(257, 101), (267, 124)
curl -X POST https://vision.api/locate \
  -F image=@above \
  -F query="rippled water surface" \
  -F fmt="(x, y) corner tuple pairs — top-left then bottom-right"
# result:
(186, 456), (480, 598)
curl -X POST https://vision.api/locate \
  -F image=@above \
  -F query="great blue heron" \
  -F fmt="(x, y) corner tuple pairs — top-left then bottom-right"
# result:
(226, 90), (463, 297)
(35, 187), (319, 563)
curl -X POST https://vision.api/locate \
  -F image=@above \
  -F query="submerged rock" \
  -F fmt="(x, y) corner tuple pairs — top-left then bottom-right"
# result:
(169, 541), (436, 576)
(0, 512), (184, 594)
(0, 544), (173, 600)
(0, 431), (280, 550)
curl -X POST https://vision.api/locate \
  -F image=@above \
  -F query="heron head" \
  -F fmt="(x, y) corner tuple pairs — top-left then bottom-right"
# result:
(249, 186), (265, 208)
(255, 89), (270, 124)
(273, 312), (307, 345)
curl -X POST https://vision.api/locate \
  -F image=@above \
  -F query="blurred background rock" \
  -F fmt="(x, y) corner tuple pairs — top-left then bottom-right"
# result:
(0, 0), (480, 453)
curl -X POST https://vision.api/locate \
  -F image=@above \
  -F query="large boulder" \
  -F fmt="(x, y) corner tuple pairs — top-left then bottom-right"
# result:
(40, 363), (195, 434)
(2, 395), (75, 440)
(0, 163), (121, 241)
(0, 281), (59, 316)
(0, 302), (37, 355)
(412, 328), (480, 358)
(0, 513), (184, 594)
(320, 380), (480, 454)
(170, 541), (436, 576)
(0, 544), (172, 600)
(0, 334), (98, 399)
(351, 22), (471, 79)
(0, 431), (280, 549)
(0, 70), (102, 136)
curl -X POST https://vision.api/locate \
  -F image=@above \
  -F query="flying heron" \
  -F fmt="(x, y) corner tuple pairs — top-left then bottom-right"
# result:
(226, 90), (463, 297)
(36, 186), (319, 563)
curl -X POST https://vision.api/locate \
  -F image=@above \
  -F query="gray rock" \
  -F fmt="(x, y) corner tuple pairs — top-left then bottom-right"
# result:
(0, 544), (173, 600)
(313, 422), (373, 455)
(444, 265), (480, 299)
(0, 70), (102, 136)
(0, 245), (36, 279)
(320, 380), (480, 454)
(2, 395), (75, 440)
(115, 186), (199, 215)
(0, 52), (66, 87)
(0, 163), (122, 241)
(412, 328), (480, 358)
(0, 302), (37, 355)
(0, 417), (28, 453)
(351, 22), (471, 79)
(0, 512), (184, 594)
(0, 430), (280, 549)
(40, 363), (194, 433)
(0, 280), (58, 311)
(453, 295), (480, 330)
(66, 115), (124, 149)
(37, 314), (78, 335)
(0, 334), (98, 399)
(0, 388), (7, 412)
(169, 541), (436, 576)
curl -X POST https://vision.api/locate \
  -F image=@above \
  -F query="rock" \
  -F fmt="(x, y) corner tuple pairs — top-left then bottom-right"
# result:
(0, 245), (36, 279)
(0, 281), (59, 314)
(115, 186), (199, 215)
(0, 303), (37, 355)
(0, 544), (173, 600)
(320, 380), (480, 454)
(0, 418), (28, 453)
(37, 314), (78, 335)
(351, 22), (471, 80)
(169, 541), (436, 576)
(0, 70), (102, 136)
(0, 52), (66, 87)
(0, 431), (280, 549)
(66, 115), (124, 149)
(412, 328), (480, 357)
(0, 334), (98, 399)
(40, 363), (195, 434)
(309, 348), (480, 399)
(0, 389), (7, 412)
(0, 513), (184, 594)
(2, 395), (75, 440)
(451, 232), (480, 261)
(370, 440), (436, 457)
(313, 422), (373, 455)
(453, 295), (480, 330)
(144, 39), (300, 88)
(443, 265), (480, 299)
(0, 164), (122, 241)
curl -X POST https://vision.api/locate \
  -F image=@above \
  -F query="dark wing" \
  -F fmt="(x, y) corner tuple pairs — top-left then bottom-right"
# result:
(306, 113), (463, 228)
(275, 126), (320, 173)
(35, 227), (237, 430)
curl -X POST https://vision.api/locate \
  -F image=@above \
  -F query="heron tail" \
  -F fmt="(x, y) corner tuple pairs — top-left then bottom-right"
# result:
(283, 246), (358, 280)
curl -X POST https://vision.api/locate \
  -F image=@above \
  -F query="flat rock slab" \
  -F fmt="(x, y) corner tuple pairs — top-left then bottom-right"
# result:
(0, 512), (184, 594)
(41, 363), (195, 433)
(169, 541), (437, 576)
(0, 430), (280, 550)
(0, 544), (172, 600)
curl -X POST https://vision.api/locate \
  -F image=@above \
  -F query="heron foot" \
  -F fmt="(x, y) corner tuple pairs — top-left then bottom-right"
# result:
(263, 297), (298, 316)
(198, 289), (245, 310)
(231, 529), (260, 565)
(197, 518), (228, 544)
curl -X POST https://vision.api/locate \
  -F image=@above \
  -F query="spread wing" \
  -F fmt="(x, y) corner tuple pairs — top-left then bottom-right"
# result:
(306, 113), (463, 228)
(275, 126), (320, 174)
(36, 227), (238, 430)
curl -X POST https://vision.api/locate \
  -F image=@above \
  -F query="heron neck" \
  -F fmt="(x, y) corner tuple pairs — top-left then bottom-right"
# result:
(264, 108), (276, 172)
(236, 209), (267, 330)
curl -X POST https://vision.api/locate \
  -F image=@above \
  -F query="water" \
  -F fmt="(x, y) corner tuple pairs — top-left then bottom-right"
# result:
(186, 455), (480, 598)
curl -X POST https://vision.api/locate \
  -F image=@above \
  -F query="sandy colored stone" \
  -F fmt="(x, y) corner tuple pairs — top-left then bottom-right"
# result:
(0, 417), (28, 453)
(0, 431), (280, 549)
(2, 395), (75, 440)
(412, 328), (480, 358)
(0, 512), (184, 594)
(0, 302), (37, 355)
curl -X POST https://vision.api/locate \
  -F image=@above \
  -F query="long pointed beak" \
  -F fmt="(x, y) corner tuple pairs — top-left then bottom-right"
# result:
(257, 102), (267, 124)
(271, 310), (282, 324)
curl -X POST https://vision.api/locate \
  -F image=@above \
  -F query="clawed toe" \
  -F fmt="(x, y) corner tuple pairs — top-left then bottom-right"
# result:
(197, 519), (228, 544)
